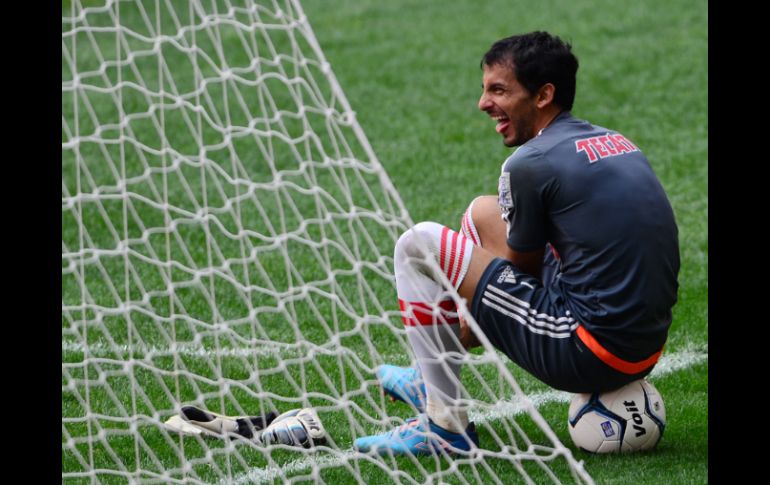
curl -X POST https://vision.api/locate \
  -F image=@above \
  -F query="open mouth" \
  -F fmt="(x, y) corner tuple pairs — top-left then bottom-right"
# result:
(492, 115), (511, 134)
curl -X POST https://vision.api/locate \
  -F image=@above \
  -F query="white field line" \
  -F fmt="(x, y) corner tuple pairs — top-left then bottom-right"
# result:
(469, 343), (708, 422)
(61, 340), (410, 365)
(222, 450), (360, 484)
(61, 340), (304, 359)
(220, 345), (708, 485)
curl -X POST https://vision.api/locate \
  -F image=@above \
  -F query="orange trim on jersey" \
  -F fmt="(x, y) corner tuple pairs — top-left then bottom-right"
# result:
(575, 325), (662, 375)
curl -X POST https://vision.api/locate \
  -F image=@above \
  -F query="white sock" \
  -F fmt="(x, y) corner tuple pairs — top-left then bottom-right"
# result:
(394, 222), (474, 433)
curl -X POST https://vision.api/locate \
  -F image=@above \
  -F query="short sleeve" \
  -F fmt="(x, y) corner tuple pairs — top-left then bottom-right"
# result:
(498, 147), (551, 252)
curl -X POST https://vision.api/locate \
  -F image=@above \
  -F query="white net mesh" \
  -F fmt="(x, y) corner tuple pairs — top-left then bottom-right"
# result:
(62, 0), (593, 483)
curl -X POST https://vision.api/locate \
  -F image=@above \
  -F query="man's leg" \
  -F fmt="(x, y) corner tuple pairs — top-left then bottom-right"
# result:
(394, 222), (478, 433)
(393, 221), (498, 427)
(460, 195), (510, 258)
(457, 196), (510, 347)
(377, 196), (507, 409)
(355, 221), (495, 454)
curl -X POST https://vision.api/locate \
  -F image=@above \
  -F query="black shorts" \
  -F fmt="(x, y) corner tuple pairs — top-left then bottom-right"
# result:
(470, 254), (654, 393)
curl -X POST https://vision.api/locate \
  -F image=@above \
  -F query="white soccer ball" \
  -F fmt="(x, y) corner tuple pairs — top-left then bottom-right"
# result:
(567, 379), (666, 453)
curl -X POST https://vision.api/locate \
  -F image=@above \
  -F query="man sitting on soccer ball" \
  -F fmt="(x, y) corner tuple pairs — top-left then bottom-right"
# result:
(354, 31), (680, 455)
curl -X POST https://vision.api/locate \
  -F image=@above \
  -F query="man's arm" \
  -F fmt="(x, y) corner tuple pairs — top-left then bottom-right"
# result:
(506, 246), (545, 281)
(464, 195), (545, 280)
(456, 195), (546, 349)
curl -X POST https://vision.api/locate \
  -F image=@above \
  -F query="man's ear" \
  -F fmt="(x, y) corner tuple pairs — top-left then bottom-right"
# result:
(536, 83), (556, 108)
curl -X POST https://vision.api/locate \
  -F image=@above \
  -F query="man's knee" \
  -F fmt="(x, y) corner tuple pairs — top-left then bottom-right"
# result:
(460, 197), (484, 246)
(395, 221), (444, 263)
(395, 222), (474, 288)
(461, 195), (505, 249)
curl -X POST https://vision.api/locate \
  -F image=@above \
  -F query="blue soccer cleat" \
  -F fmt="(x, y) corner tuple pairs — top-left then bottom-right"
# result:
(354, 414), (479, 456)
(376, 364), (426, 412)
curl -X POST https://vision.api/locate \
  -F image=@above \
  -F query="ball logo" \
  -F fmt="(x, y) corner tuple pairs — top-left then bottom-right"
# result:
(600, 420), (615, 438)
(623, 400), (647, 437)
(568, 380), (665, 453)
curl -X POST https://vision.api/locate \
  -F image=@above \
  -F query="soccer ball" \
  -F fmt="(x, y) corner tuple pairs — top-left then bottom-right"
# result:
(567, 379), (666, 453)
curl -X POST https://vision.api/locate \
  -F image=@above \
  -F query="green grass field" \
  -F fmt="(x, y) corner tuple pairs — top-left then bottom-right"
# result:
(62, 0), (707, 483)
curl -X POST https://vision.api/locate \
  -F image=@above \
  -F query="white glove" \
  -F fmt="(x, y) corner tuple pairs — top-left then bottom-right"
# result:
(164, 405), (277, 439)
(258, 408), (327, 448)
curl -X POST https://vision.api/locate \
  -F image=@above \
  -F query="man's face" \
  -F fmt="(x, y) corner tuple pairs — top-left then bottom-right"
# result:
(478, 63), (538, 147)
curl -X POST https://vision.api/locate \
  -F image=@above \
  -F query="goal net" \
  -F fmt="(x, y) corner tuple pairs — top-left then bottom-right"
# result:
(62, 0), (593, 483)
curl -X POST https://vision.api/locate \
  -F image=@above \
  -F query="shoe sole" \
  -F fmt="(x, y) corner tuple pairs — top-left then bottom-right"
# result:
(380, 385), (425, 411)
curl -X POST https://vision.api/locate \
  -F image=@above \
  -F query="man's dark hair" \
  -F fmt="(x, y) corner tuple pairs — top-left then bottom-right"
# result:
(481, 31), (579, 111)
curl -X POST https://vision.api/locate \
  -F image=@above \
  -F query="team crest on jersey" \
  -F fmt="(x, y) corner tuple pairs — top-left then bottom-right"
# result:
(497, 266), (517, 284)
(498, 172), (513, 208)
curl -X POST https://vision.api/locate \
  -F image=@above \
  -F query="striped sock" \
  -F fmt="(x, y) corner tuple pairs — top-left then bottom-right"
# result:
(394, 222), (474, 432)
(460, 198), (482, 246)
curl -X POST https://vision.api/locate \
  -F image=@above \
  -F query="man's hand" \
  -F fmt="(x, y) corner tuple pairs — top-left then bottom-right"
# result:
(459, 311), (481, 349)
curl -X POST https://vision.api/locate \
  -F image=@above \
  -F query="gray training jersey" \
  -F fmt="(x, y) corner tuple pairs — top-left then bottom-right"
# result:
(497, 111), (680, 362)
